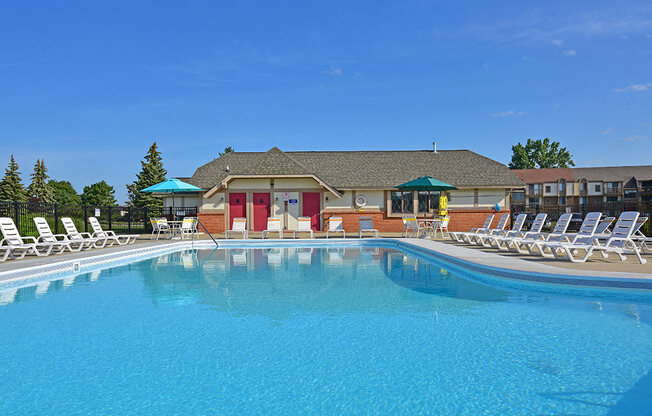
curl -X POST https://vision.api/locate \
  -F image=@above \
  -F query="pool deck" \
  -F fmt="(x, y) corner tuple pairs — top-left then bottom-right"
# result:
(0, 235), (650, 284)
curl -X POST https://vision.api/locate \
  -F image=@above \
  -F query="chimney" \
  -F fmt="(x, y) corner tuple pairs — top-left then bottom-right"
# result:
(432, 141), (438, 153)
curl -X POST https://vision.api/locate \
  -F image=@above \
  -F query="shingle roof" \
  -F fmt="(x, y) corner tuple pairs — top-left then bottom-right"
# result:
(513, 168), (575, 183)
(186, 147), (524, 191)
(572, 166), (652, 182)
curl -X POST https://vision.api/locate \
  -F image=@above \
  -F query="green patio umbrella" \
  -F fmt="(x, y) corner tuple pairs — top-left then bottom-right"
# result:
(141, 178), (202, 219)
(396, 176), (457, 191)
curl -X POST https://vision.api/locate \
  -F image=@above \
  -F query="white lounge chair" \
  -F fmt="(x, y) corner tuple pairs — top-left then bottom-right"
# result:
(515, 213), (576, 255)
(449, 214), (494, 242)
(631, 217), (651, 252)
(467, 214), (510, 244)
(326, 217), (345, 238)
(401, 215), (416, 237)
(33, 217), (83, 253)
(294, 217), (313, 239)
(0, 217), (62, 261)
(358, 216), (379, 238)
(477, 213), (527, 246)
(88, 217), (138, 245)
(60, 217), (108, 249)
(262, 217), (283, 239)
(150, 217), (170, 240)
(545, 211), (647, 264)
(486, 213), (548, 251)
(226, 217), (248, 239)
(431, 216), (450, 239)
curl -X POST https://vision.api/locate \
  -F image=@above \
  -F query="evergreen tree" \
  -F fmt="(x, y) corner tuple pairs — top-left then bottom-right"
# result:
(219, 146), (234, 156)
(49, 180), (82, 205)
(81, 181), (117, 206)
(127, 142), (167, 208)
(0, 155), (27, 201)
(27, 159), (55, 203)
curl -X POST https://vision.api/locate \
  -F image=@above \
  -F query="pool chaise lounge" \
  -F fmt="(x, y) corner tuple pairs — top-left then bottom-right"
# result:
(522, 212), (603, 257)
(60, 217), (111, 249)
(0, 217), (65, 261)
(542, 211), (647, 264)
(473, 213), (527, 247)
(511, 213), (574, 255)
(484, 213), (548, 251)
(33, 217), (85, 253)
(448, 214), (495, 243)
(88, 217), (138, 245)
(466, 213), (510, 245)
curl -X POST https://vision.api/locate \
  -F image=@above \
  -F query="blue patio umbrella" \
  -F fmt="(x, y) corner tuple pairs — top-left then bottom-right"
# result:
(141, 179), (202, 217)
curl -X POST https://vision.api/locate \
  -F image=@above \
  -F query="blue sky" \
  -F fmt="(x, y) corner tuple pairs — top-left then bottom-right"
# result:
(1, 1), (651, 202)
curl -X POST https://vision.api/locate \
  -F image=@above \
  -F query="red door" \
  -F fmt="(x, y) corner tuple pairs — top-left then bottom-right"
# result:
(302, 192), (320, 230)
(229, 193), (246, 229)
(253, 193), (270, 231)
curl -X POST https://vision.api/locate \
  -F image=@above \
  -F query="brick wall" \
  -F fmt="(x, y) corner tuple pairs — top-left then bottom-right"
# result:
(197, 213), (226, 234)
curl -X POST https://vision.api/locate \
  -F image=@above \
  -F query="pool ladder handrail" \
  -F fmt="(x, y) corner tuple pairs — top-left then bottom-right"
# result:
(193, 218), (218, 246)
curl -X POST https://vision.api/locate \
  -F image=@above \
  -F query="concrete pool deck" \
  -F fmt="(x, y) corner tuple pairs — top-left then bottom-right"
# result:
(0, 235), (650, 285)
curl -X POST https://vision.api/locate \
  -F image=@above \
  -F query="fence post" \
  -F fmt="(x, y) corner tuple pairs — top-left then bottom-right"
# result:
(54, 203), (59, 234)
(13, 201), (19, 231)
(108, 206), (112, 230)
(128, 206), (131, 232)
(84, 205), (88, 232)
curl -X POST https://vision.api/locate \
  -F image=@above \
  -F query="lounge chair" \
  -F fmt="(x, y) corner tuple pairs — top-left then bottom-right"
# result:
(60, 217), (109, 249)
(326, 217), (345, 238)
(262, 218), (283, 239)
(150, 217), (170, 240)
(0, 217), (62, 261)
(476, 213), (527, 246)
(225, 217), (248, 239)
(467, 213), (510, 244)
(631, 217), (651, 252)
(401, 215), (416, 237)
(358, 216), (379, 238)
(294, 217), (314, 239)
(486, 213), (548, 251)
(449, 214), (494, 242)
(33, 217), (84, 253)
(179, 217), (198, 240)
(513, 213), (577, 255)
(88, 217), (138, 245)
(544, 211), (647, 264)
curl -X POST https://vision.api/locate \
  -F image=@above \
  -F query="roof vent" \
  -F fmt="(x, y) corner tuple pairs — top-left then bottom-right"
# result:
(432, 141), (438, 153)
(225, 165), (230, 172)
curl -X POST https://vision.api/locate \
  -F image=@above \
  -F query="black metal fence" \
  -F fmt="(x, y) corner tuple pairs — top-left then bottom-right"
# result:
(0, 201), (198, 237)
(511, 201), (652, 235)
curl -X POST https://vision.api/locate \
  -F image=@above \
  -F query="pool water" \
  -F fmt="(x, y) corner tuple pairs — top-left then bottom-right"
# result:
(1, 246), (651, 415)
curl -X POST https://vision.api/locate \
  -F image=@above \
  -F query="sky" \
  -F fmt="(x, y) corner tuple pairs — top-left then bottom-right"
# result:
(1, 1), (651, 203)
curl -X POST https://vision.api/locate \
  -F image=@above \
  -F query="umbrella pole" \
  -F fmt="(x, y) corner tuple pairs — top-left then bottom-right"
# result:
(172, 191), (175, 221)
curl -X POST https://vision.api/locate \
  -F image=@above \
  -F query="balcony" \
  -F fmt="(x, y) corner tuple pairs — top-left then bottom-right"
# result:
(606, 187), (622, 194)
(641, 186), (652, 194)
(528, 188), (542, 196)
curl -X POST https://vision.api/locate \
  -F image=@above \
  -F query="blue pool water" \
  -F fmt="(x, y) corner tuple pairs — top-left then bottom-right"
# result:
(1, 246), (651, 415)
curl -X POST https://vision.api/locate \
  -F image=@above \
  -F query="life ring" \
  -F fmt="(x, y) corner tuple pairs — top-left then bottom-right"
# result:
(354, 195), (367, 208)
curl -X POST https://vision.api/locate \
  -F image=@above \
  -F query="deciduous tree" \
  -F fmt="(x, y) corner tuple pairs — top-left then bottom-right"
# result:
(509, 138), (574, 169)
(49, 180), (82, 205)
(81, 181), (117, 206)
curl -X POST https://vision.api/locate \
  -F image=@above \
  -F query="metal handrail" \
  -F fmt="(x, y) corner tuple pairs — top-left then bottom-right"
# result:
(193, 218), (218, 246)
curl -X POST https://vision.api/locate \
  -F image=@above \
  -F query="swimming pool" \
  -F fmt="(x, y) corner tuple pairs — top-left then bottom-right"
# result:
(1, 244), (651, 415)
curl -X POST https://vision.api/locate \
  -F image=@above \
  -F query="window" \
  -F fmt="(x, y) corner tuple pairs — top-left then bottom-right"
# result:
(512, 191), (525, 201)
(391, 191), (414, 214)
(624, 189), (637, 200)
(579, 196), (586, 205)
(558, 197), (566, 205)
(606, 196), (619, 202)
(418, 191), (440, 213)
(559, 181), (566, 192)
(528, 197), (540, 204)
(595, 184), (601, 192)
(528, 184), (541, 194)
(609, 182), (620, 188)
(545, 185), (551, 193)
(580, 181), (587, 191)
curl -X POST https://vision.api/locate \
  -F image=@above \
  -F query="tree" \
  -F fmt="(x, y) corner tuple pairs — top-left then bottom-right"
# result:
(509, 138), (574, 169)
(81, 181), (117, 206)
(49, 180), (82, 205)
(27, 159), (55, 203)
(126, 142), (167, 209)
(0, 155), (27, 201)
(219, 146), (234, 156)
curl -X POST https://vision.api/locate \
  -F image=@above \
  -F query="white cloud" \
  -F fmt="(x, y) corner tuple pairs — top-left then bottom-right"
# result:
(621, 135), (638, 142)
(602, 128), (615, 135)
(491, 110), (526, 117)
(614, 83), (652, 92)
(562, 49), (576, 56)
(329, 68), (342, 75)
(552, 39), (564, 45)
